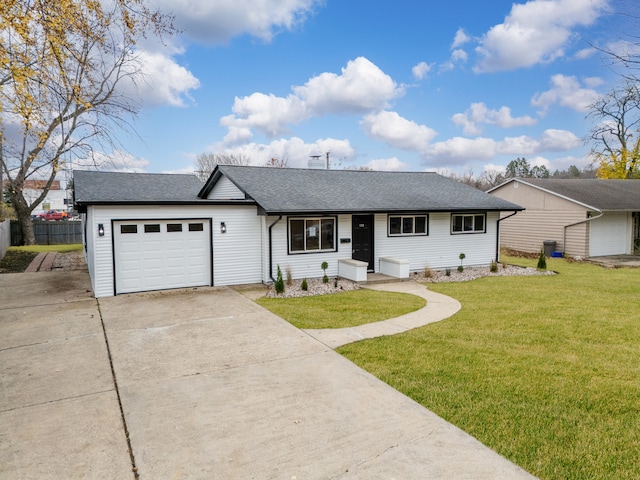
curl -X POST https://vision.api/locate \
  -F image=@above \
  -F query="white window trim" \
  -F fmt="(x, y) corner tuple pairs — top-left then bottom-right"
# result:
(388, 214), (428, 237)
(288, 217), (337, 254)
(451, 213), (486, 234)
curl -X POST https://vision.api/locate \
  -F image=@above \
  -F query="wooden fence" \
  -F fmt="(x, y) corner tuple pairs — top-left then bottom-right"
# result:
(11, 220), (83, 246)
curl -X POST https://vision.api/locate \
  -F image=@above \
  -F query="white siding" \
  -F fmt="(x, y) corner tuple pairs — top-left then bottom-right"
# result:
(264, 212), (500, 282)
(375, 212), (498, 271)
(83, 209), (97, 295)
(211, 206), (263, 286)
(265, 214), (352, 282)
(207, 176), (245, 200)
(590, 212), (632, 256)
(89, 204), (262, 297)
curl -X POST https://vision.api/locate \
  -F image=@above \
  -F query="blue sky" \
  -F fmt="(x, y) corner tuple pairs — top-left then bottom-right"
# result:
(106, 0), (631, 175)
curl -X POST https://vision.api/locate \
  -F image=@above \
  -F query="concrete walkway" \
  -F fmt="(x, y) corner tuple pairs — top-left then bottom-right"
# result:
(304, 281), (461, 348)
(1, 271), (537, 479)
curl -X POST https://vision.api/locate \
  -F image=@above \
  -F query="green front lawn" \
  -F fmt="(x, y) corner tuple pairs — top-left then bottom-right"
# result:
(338, 258), (640, 480)
(257, 289), (425, 329)
(0, 244), (82, 273)
(11, 244), (82, 253)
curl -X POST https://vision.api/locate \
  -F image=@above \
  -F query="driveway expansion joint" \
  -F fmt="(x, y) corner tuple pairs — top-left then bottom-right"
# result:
(96, 299), (139, 480)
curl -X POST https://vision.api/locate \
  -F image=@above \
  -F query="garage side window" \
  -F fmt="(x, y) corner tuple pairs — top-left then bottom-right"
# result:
(120, 225), (137, 234)
(451, 213), (486, 234)
(289, 217), (336, 253)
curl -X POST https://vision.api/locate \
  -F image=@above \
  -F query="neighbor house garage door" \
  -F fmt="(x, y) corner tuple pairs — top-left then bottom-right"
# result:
(114, 219), (211, 294)
(589, 212), (630, 257)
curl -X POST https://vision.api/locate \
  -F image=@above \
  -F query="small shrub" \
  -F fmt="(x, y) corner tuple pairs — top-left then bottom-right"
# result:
(285, 265), (293, 286)
(334, 277), (338, 288)
(490, 260), (498, 273)
(321, 261), (329, 283)
(458, 252), (466, 272)
(301, 277), (308, 291)
(457, 265), (464, 273)
(445, 268), (451, 276)
(275, 265), (285, 294)
(423, 265), (433, 278)
(537, 248), (547, 270)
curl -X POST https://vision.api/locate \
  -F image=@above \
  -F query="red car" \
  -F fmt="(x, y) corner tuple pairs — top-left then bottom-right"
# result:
(38, 209), (68, 221)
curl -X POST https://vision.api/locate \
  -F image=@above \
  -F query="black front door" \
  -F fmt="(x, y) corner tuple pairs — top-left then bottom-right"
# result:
(352, 215), (374, 271)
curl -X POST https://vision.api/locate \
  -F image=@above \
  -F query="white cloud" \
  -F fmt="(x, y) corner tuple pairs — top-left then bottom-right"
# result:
(360, 111), (437, 151)
(531, 74), (602, 114)
(423, 129), (580, 165)
(222, 57), (403, 137)
(363, 157), (411, 171)
(575, 47), (596, 59)
(151, 0), (323, 45)
(294, 57), (403, 114)
(79, 150), (150, 172)
(130, 51), (200, 107)
(451, 28), (471, 49)
(482, 162), (506, 174)
(207, 136), (355, 168)
(412, 61), (433, 80)
(452, 102), (537, 135)
(474, 0), (609, 73)
(220, 93), (307, 137)
(451, 49), (468, 62)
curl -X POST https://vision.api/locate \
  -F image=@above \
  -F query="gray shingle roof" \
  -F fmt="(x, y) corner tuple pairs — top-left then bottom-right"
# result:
(201, 165), (523, 213)
(515, 178), (640, 211)
(73, 170), (206, 204)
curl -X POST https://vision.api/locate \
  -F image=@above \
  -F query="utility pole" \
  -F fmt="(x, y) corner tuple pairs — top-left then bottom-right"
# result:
(326, 151), (330, 170)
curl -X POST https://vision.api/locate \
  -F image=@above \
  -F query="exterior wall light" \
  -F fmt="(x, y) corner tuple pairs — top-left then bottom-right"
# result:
(220, 222), (226, 233)
(98, 223), (105, 236)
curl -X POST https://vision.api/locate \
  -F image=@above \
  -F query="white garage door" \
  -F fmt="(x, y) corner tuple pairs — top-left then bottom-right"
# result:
(589, 213), (630, 257)
(114, 219), (211, 294)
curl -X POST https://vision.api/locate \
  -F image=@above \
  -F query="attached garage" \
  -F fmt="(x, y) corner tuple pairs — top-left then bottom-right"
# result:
(113, 219), (211, 294)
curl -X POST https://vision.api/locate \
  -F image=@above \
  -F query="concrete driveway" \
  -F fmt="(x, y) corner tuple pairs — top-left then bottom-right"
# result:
(1, 270), (537, 479)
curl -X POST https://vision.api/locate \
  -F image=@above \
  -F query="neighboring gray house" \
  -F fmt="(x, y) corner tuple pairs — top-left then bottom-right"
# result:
(488, 178), (640, 257)
(74, 166), (523, 298)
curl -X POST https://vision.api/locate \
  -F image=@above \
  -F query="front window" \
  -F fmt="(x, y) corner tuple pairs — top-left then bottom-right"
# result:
(388, 215), (428, 236)
(451, 213), (486, 234)
(289, 217), (336, 253)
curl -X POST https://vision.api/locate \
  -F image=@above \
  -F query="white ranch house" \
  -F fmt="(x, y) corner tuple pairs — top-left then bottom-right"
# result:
(74, 166), (523, 298)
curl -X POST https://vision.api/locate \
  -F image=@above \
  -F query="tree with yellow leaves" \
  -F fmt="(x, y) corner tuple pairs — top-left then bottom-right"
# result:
(587, 81), (640, 180)
(0, 0), (174, 244)
(595, 137), (640, 179)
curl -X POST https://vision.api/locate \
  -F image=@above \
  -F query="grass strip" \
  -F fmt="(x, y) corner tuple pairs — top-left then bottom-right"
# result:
(257, 289), (425, 329)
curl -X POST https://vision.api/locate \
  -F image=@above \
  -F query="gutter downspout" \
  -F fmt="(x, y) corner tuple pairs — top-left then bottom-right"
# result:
(268, 215), (283, 282)
(496, 211), (519, 262)
(563, 211), (604, 257)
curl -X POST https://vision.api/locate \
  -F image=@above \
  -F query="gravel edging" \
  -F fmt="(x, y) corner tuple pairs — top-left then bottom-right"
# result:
(416, 264), (556, 283)
(265, 265), (555, 298)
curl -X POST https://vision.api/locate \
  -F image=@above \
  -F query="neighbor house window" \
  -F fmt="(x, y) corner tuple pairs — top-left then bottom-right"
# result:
(451, 213), (486, 234)
(388, 215), (428, 236)
(289, 217), (336, 253)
